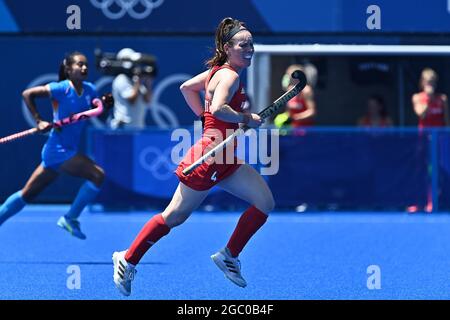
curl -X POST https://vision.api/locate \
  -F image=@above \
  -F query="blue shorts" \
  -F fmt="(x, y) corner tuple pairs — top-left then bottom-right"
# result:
(41, 142), (77, 170)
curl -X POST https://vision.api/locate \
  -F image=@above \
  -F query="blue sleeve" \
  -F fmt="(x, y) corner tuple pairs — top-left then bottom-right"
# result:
(48, 81), (67, 101)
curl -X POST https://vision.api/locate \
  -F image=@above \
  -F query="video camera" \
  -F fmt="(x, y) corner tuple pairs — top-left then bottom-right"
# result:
(95, 48), (158, 78)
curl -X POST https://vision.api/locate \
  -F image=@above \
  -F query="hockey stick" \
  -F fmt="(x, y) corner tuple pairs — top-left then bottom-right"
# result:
(0, 98), (104, 144)
(182, 70), (307, 175)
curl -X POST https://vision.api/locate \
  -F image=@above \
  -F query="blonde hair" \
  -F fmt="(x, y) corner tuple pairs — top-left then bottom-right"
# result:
(420, 68), (438, 90)
(285, 64), (304, 75)
(284, 63), (319, 87)
(282, 64), (308, 90)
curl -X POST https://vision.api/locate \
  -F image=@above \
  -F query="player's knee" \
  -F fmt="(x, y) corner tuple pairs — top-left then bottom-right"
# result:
(163, 209), (191, 228)
(267, 195), (276, 212)
(165, 215), (188, 228)
(21, 189), (37, 202)
(263, 196), (275, 213)
(256, 193), (275, 214)
(91, 168), (105, 187)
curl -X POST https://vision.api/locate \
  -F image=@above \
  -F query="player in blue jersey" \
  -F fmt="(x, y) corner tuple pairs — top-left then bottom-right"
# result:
(0, 52), (106, 239)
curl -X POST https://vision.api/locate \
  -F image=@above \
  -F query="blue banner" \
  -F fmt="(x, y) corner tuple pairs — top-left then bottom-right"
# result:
(4, 126), (450, 211)
(89, 129), (177, 208)
(132, 130), (179, 198)
(86, 128), (450, 212)
(2, 0), (450, 33)
(268, 129), (429, 209)
(2, 0), (269, 33)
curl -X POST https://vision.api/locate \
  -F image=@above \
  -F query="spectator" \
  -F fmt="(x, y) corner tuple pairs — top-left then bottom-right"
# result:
(408, 68), (448, 213)
(357, 94), (393, 127)
(412, 68), (449, 128)
(110, 48), (153, 129)
(274, 64), (316, 128)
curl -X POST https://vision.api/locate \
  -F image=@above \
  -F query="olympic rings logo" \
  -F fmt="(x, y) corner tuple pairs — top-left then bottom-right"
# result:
(151, 74), (191, 129)
(90, 0), (164, 20)
(139, 146), (176, 180)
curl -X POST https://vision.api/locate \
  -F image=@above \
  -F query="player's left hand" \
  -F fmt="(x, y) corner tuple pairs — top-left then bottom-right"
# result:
(245, 113), (264, 128)
(101, 93), (114, 109)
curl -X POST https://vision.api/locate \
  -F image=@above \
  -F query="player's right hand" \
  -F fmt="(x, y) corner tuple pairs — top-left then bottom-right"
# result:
(36, 120), (52, 133)
(246, 113), (263, 128)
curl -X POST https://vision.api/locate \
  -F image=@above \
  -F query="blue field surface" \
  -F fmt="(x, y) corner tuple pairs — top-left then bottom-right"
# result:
(1, 206), (450, 300)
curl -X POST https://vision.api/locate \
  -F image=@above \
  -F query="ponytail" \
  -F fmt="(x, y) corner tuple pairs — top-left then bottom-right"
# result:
(205, 17), (247, 68)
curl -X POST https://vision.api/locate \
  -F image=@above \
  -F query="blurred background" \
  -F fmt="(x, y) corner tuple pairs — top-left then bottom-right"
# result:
(2, 0), (450, 212)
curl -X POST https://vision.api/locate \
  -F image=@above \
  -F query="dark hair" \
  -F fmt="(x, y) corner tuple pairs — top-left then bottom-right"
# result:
(368, 94), (388, 118)
(205, 17), (247, 68)
(58, 51), (85, 81)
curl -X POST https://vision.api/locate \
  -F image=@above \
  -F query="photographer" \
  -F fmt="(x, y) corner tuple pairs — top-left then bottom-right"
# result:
(109, 48), (154, 129)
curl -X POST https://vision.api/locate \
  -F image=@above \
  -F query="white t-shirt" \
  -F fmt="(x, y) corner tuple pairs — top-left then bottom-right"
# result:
(111, 74), (149, 129)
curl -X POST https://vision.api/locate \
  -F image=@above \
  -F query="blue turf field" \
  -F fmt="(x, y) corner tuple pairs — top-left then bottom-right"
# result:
(1, 206), (450, 300)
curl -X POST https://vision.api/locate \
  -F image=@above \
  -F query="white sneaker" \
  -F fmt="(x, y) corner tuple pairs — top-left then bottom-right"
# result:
(112, 250), (136, 296)
(211, 247), (247, 288)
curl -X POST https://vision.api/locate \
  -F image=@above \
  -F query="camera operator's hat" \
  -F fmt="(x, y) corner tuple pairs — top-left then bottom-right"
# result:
(117, 48), (141, 61)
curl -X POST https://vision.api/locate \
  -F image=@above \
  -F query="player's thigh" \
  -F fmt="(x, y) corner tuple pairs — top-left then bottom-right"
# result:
(59, 154), (105, 185)
(217, 164), (275, 213)
(162, 182), (209, 227)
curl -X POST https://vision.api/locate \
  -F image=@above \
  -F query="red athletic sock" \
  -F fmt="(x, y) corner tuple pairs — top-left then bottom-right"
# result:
(227, 206), (268, 257)
(125, 214), (170, 265)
